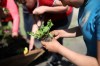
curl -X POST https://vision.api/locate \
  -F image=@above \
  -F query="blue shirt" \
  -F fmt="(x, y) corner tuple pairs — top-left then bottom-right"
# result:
(78, 0), (100, 57)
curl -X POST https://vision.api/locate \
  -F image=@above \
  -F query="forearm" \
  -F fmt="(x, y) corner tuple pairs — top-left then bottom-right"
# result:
(6, 0), (20, 33)
(44, 6), (68, 13)
(12, 15), (20, 33)
(60, 0), (84, 8)
(58, 45), (98, 66)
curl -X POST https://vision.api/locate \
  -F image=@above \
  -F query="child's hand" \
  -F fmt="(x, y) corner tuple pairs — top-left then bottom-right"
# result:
(29, 37), (35, 50)
(29, 24), (39, 50)
(12, 32), (18, 37)
(51, 30), (67, 39)
(41, 38), (62, 53)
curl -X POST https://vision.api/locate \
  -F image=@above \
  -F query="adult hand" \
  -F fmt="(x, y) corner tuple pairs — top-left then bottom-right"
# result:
(33, 6), (47, 15)
(51, 30), (67, 39)
(41, 38), (62, 53)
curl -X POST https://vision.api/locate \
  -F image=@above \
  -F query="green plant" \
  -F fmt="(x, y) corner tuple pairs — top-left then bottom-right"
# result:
(28, 20), (54, 41)
(0, 25), (11, 47)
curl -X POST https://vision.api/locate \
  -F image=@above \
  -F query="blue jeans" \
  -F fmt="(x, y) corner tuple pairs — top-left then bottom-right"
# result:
(23, 5), (34, 39)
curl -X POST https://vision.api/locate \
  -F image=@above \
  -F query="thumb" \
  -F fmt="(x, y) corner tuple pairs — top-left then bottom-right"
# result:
(33, 10), (36, 14)
(33, 10), (39, 15)
(54, 35), (60, 39)
(41, 41), (46, 46)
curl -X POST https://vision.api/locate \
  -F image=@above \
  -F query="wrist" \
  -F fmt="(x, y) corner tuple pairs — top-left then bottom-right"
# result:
(43, 6), (48, 12)
(57, 44), (64, 53)
(57, 45), (68, 56)
(12, 30), (18, 33)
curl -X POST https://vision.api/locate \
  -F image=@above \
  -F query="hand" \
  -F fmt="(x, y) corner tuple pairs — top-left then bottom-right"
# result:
(33, 6), (47, 15)
(12, 32), (18, 37)
(51, 30), (67, 39)
(29, 24), (38, 50)
(41, 38), (62, 53)
(29, 37), (35, 50)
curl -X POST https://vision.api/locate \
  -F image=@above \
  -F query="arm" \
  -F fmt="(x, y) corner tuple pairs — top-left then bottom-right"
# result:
(60, 0), (84, 8)
(33, 0), (75, 15)
(29, 23), (38, 50)
(51, 26), (82, 39)
(58, 42), (98, 66)
(41, 39), (99, 66)
(33, 5), (68, 15)
(29, 16), (42, 50)
(6, 0), (20, 37)
(43, 6), (69, 13)
(41, 18), (100, 66)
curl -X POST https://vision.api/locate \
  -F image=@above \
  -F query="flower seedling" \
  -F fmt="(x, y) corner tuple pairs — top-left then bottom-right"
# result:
(28, 20), (54, 41)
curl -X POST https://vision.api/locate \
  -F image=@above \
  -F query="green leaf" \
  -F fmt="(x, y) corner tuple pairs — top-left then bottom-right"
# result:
(28, 19), (54, 40)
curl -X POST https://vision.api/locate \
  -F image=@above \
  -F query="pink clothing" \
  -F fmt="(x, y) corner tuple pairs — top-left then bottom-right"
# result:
(1, 0), (20, 33)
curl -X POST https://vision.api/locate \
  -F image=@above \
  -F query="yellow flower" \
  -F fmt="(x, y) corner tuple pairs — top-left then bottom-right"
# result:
(24, 47), (28, 55)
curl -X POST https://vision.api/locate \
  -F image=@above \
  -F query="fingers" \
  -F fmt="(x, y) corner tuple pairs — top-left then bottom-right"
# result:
(41, 38), (55, 47)
(33, 9), (40, 15)
(33, 10), (37, 15)
(29, 41), (33, 51)
(50, 30), (59, 39)
(29, 37), (35, 51)
(41, 41), (50, 51)
(12, 32), (18, 37)
(50, 30), (56, 35)
(41, 41), (46, 46)
(33, 9), (38, 15)
(55, 35), (60, 39)
(37, 19), (42, 27)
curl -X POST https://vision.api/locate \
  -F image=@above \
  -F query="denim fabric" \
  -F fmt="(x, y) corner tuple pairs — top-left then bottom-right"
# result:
(23, 5), (34, 39)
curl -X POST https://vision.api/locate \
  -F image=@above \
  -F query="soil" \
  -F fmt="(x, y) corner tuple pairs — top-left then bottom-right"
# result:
(0, 34), (29, 60)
